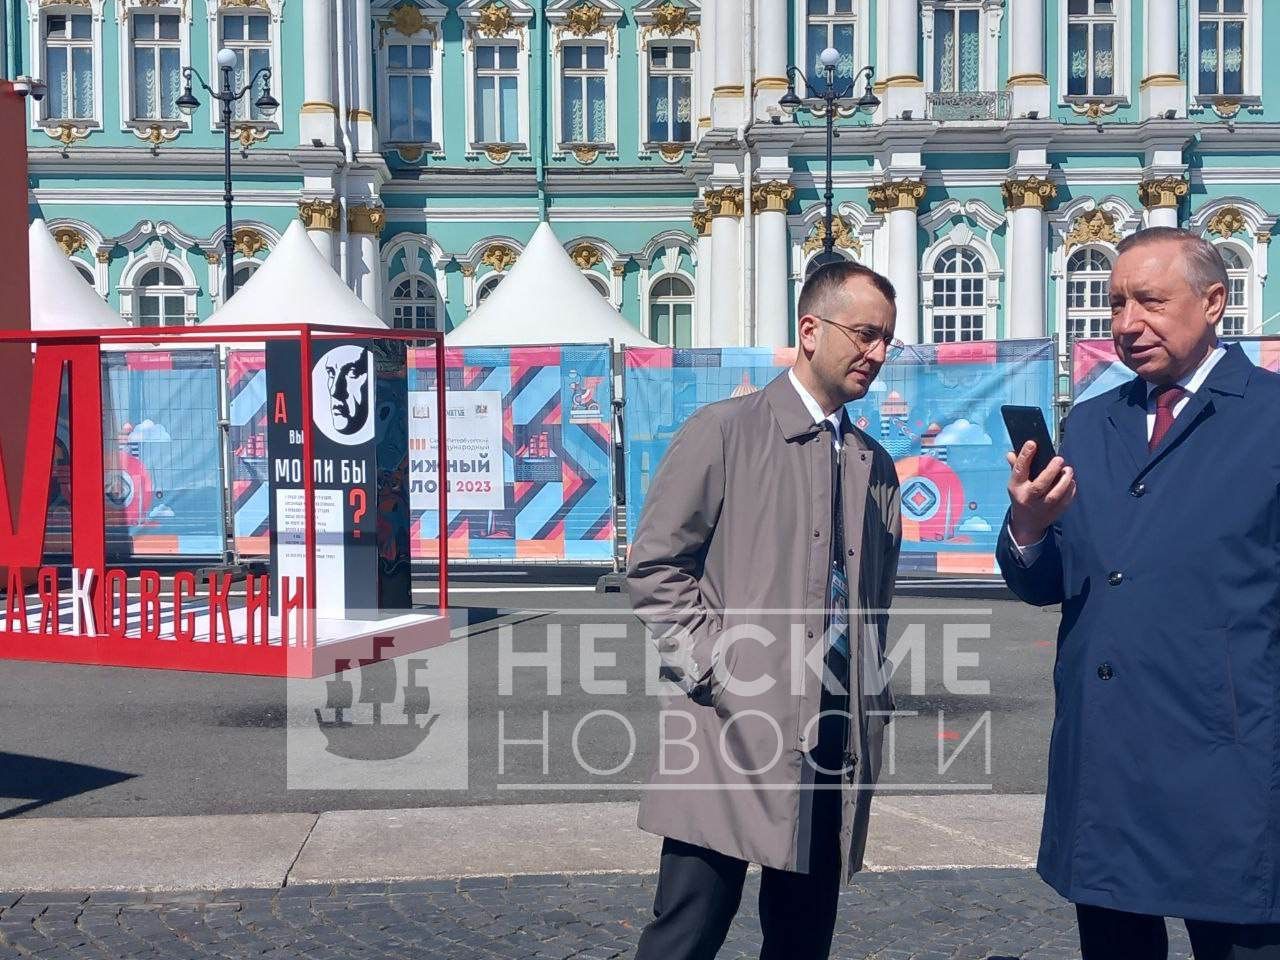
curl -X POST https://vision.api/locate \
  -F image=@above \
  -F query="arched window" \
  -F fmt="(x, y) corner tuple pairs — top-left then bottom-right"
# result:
(72, 259), (95, 285)
(585, 273), (610, 298)
(391, 275), (440, 330)
(648, 275), (693, 347)
(1219, 245), (1250, 337)
(233, 260), (260, 290)
(1065, 247), (1113, 341)
(929, 247), (985, 342)
(136, 264), (186, 327)
(476, 273), (503, 306)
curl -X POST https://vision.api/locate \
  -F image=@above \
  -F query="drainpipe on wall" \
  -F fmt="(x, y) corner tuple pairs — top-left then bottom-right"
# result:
(336, 0), (354, 288)
(736, 0), (755, 345)
(534, 1), (548, 220)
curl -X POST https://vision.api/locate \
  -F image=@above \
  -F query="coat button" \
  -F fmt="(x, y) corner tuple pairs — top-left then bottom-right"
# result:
(806, 629), (814, 639)
(1108, 571), (1124, 586)
(1097, 662), (1114, 680)
(814, 528), (820, 538)
(847, 547), (855, 557)
(842, 751), (858, 773)
(1130, 482), (1146, 498)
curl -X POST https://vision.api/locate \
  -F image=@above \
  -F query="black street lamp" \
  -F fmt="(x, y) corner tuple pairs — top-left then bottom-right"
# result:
(780, 48), (879, 275)
(177, 48), (279, 303)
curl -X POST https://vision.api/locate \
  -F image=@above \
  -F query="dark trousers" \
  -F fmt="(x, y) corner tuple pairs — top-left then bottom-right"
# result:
(1078, 904), (1280, 960)
(634, 673), (849, 960)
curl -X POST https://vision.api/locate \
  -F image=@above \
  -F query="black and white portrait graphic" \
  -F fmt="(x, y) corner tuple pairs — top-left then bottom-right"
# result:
(312, 344), (375, 446)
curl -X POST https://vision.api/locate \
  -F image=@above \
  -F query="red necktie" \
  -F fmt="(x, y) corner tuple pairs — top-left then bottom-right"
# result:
(1149, 384), (1188, 451)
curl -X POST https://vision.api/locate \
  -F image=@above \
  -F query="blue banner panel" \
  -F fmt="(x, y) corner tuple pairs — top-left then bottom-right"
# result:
(623, 340), (1057, 576)
(407, 345), (615, 562)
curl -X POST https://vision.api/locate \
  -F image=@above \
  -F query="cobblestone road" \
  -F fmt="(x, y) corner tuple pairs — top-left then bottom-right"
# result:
(0, 869), (1193, 960)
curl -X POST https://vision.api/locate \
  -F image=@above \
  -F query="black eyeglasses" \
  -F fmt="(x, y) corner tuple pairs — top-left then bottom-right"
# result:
(815, 317), (905, 362)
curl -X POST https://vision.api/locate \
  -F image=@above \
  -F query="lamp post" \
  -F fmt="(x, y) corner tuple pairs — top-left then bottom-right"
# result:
(779, 49), (879, 274)
(176, 48), (278, 302)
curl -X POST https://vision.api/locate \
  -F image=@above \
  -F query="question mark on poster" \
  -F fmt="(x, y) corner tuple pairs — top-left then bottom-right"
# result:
(349, 488), (367, 538)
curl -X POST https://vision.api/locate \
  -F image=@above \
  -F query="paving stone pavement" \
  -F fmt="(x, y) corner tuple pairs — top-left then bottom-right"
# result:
(0, 869), (1198, 960)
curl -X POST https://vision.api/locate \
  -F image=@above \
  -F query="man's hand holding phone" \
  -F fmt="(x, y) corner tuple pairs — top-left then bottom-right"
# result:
(1006, 441), (1076, 548)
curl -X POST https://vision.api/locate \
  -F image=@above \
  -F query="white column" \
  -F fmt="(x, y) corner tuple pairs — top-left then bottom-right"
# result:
(696, 0), (716, 135)
(1008, 0), (1049, 118)
(752, 181), (792, 347)
(869, 180), (925, 344)
(356, 235), (381, 310)
(881, 0), (925, 119)
(298, 199), (338, 267)
(711, 0), (743, 127)
(353, 0), (376, 153)
(1142, 0), (1186, 118)
(754, 0), (788, 117)
(1140, 176), (1188, 228)
(1003, 178), (1056, 339)
(708, 187), (742, 346)
(693, 211), (713, 345)
(301, 0), (337, 146)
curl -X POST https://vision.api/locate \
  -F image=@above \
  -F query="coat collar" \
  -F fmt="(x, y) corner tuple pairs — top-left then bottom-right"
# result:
(765, 370), (870, 452)
(1106, 341), (1253, 474)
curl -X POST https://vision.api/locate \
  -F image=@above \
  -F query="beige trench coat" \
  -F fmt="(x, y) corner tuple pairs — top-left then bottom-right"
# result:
(626, 371), (902, 882)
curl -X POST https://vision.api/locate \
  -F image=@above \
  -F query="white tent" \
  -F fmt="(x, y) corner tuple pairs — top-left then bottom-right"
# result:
(204, 219), (388, 329)
(446, 221), (658, 347)
(29, 219), (123, 330)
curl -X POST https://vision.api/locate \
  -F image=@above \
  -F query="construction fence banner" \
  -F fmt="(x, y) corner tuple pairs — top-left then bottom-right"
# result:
(45, 348), (224, 559)
(405, 344), (615, 562)
(1071, 336), (1280, 402)
(623, 339), (1057, 576)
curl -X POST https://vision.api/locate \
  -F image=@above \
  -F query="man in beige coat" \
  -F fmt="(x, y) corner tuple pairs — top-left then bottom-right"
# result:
(628, 260), (904, 960)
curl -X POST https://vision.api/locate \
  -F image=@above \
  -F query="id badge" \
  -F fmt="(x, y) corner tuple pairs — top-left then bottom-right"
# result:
(828, 562), (850, 658)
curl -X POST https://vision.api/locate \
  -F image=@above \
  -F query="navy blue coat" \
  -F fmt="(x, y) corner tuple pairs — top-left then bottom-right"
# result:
(997, 342), (1280, 923)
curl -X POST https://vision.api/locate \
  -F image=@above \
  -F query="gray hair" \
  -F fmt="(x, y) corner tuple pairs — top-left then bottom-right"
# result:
(1115, 227), (1229, 296)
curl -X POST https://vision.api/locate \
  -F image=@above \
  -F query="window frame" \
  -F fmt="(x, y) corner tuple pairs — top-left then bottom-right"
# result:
(556, 39), (612, 147)
(119, 246), (198, 327)
(208, 1), (284, 133)
(458, 0), (533, 155)
(389, 273), (441, 331)
(921, 241), (998, 343)
(377, 22), (442, 150)
(921, 0), (1003, 94)
(647, 272), (695, 347)
(118, 1), (191, 135)
(802, 0), (868, 89)
(135, 264), (189, 328)
(641, 39), (695, 147)
(33, 2), (104, 130)
(1190, 0), (1262, 104)
(1059, 0), (1130, 106)
(1064, 245), (1115, 342)
(1215, 240), (1254, 336)
(545, 0), (623, 157)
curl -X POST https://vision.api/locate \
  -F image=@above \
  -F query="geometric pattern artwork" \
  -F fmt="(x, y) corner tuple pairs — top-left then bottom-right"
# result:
(227, 350), (269, 556)
(624, 340), (1057, 577)
(407, 345), (615, 562)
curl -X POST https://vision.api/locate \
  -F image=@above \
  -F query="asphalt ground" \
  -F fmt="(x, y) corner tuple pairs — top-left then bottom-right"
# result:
(0, 581), (1061, 819)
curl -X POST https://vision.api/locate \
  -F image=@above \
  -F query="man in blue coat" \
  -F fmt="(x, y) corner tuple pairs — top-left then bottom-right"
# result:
(998, 227), (1280, 959)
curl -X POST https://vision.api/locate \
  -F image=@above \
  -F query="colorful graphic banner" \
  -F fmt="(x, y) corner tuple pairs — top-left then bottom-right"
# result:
(1071, 336), (1280, 402)
(46, 349), (224, 559)
(407, 345), (615, 562)
(228, 349), (269, 556)
(408, 390), (505, 511)
(624, 341), (1057, 576)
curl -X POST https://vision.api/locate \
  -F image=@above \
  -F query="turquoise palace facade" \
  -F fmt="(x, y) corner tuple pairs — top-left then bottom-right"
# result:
(11, 0), (1280, 383)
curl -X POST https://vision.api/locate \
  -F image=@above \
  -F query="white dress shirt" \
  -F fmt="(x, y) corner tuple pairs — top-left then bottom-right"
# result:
(788, 368), (843, 450)
(1010, 343), (1227, 563)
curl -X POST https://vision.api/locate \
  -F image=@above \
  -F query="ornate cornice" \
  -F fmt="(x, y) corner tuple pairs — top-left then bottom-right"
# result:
(1138, 176), (1189, 210)
(232, 124), (270, 149)
(572, 145), (600, 164)
(459, 263), (476, 277)
(52, 226), (88, 257)
(610, 261), (626, 277)
(703, 186), (744, 218)
(561, 2), (604, 37)
(866, 179), (927, 213)
(1001, 176), (1058, 211)
(1205, 205), (1247, 239)
(1064, 208), (1121, 250)
(750, 180), (795, 215)
(484, 144), (513, 164)
(802, 215), (861, 256)
(42, 122), (93, 149)
(379, 3), (438, 42)
(233, 226), (269, 258)
(691, 208), (710, 236)
(480, 242), (518, 272)
(347, 204), (387, 235)
(639, 0), (697, 44)
(569, 242), (603, 269)
(297, 198), (340, 231)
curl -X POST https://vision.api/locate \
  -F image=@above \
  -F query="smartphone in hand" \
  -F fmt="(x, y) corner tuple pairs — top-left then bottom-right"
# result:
(1000, 405), (1056, 481)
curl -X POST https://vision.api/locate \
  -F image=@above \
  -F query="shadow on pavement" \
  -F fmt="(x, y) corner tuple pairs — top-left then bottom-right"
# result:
(0, 752), (137, 819)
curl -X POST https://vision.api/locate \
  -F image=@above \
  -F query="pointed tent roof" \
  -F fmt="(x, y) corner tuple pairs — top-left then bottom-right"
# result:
(446, 222), (658, 346)
(204, 219), (388, 329)
(29, 219), (123, 330)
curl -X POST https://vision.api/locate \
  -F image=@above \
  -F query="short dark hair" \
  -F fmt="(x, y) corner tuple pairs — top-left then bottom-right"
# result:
(797, 259), (896, 323)
(1115, 227), (1229, 295)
